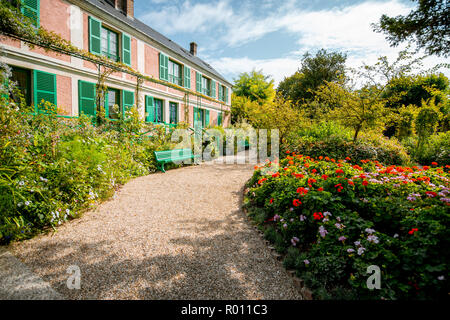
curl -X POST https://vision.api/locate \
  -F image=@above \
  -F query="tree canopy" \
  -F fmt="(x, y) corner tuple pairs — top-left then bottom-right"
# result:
(373, 0), (450, 57)
(232, 70), (275, 103)
(277, 49), (347, 105)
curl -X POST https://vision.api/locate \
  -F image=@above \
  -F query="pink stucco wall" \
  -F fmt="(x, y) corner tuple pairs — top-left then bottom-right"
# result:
(57, 75), (72, 115)
(30, 0), (71, 62)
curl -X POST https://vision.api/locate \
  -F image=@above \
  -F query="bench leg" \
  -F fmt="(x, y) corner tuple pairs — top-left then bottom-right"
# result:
(161, 163), (166, 173)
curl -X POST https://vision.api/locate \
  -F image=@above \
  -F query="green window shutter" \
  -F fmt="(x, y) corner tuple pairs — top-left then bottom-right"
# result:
(218, 112), (222, 126)
(2, 78), (9, 102)
(159, 53), (168, 81)
(21, 0), (40, 27)
(196, 72), (202, 93)
(122, 89), (134, 117)
(193, 106), (198, 125)
(218, 84), (222, 101)
(184, 66), (191, 89)
(145, 95), (154, 122)
(78, 80), (96, 117)
(33, 70), (56, 113)
(225, 87), (229, 104)
(205, 110), (210, 126)
(122, 33), (131, 66)
(211, 80), (216, 99)
(89, 16), (101, 55)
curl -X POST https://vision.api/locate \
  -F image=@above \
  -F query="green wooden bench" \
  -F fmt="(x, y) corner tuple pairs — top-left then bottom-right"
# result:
(154, 148), (200, 173)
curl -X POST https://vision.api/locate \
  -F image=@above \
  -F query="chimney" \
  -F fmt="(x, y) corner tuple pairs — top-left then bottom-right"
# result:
(190, 42), (197, 56)
(115, 0), (134, 18)
(125, 0), (134, 18)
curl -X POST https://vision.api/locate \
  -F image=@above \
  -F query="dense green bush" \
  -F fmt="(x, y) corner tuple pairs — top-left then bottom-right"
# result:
(284, 122), (411, 165)
(403, 131), (450, 166)
(0, 95), (183, 243)
(245, 152), (449, 300)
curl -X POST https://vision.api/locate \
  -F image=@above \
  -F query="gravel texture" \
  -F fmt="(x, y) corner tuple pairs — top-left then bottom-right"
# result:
(8, 161), (302, 300)
(0, 247), (64, 300)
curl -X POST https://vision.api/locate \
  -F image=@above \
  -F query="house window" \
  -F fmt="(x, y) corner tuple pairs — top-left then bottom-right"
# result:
(168, 60), (182, 86)
(9, 66), (32, 106)
(154, 98), (164, 123)
(101, 27), (119, 61)
(202, 77), (210, 96)
(105, 88), (120, 120)
(169, 102), (178, 124)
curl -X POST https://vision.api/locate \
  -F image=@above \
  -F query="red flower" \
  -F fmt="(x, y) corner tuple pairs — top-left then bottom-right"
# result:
(321, 174), (328, 180)
(286, 150), (291, 154)
(297, 187), (309, 195)
(408, 228), (419, 235)
(311, 169), (317, 174)
(294, 173), (304, 179)
(272, 172), (280, 178)
(431, 162), (438, 166)
(345, 157), (351, 161)
(317, 187), (324, 192)
(362, 180), (368, 186)
(313, 212), (323, 220)
(348, 180), (354, 186)
(293, 199), (302, 207)
(335, 169), (344, 174)
(423, 166), (430, 170)
(426, 191), (437, 197)
(308, 178), (317, 184)
(258, 178), (267, 184)
(269, 198), (274, 204)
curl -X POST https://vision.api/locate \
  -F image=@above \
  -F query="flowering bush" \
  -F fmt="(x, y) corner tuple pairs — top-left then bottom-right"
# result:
(244, 152), (449, 299)
(0, 94), (182, 243)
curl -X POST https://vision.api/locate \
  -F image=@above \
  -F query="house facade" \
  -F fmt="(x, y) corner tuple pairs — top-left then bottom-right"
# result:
(0, 0), (232, 127)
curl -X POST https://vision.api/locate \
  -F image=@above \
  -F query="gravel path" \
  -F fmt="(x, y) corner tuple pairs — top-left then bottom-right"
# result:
(8, 161), (302, 300)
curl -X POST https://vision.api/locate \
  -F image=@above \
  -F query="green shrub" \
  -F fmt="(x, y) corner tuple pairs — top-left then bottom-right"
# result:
(284, 122), (411, 165)
(403, 131), (450, 165)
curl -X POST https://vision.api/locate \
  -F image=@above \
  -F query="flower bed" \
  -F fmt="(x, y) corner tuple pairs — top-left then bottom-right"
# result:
(244, 152), (449, 299)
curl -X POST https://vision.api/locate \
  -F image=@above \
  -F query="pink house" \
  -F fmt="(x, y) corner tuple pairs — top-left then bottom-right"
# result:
(1, 0), (232, 127)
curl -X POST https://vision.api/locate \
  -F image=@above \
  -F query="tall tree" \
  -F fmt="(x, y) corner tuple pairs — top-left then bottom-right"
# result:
(373, 0), (450, 57)
(315, 49), (425, 141)
(232, 70), (275, 103)
(277, 49), (347, 105)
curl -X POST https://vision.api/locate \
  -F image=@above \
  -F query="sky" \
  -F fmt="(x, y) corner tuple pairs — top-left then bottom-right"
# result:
(135, 0), (449, 86)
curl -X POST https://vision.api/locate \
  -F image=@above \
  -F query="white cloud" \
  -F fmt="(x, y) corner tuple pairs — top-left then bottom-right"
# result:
(139, 0), (450, 86)
(209, 56), (301, 86)
(139, 0), (234, 34)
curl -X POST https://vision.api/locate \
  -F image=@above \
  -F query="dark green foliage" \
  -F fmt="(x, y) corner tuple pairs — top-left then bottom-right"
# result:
(277, 49), (347, 105)
(374, 0), (450, 57)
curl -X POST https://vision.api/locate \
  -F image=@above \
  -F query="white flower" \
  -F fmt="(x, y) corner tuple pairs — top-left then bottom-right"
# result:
(24, 201), (31, 206)
(319, 226), (328, 238)
(438, 276), (445, 281)
(19, 181), (25, 186)
(367, 235), (379, 244)
(357, 247), (366, 255)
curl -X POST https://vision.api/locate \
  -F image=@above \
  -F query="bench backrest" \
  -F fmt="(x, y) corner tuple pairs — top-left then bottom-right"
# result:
(154, 148), (193, 161)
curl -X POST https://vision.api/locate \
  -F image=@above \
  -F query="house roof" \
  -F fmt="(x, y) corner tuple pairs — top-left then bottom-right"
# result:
(84, 0), (232, 86)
